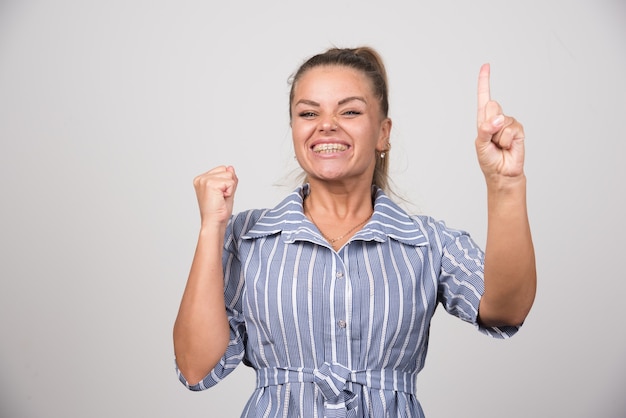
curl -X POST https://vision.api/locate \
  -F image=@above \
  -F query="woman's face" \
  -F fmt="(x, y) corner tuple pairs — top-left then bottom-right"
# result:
(290, 65), (391, 185)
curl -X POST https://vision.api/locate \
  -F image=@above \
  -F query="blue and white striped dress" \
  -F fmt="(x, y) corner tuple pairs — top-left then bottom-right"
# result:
(177, 184), (519, 417)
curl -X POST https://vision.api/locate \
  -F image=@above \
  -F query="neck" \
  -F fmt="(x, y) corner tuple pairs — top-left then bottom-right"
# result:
(304, 181), (374, 219)
(303, 183), (374, 249)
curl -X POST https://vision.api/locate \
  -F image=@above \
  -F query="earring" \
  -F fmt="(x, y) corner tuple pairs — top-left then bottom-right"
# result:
(380, 142), (391, 158)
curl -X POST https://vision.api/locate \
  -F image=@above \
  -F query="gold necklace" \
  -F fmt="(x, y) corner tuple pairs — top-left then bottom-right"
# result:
(306, 206), (371, 244)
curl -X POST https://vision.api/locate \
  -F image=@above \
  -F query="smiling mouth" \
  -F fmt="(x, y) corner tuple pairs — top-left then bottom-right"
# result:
(312, 143), (348, 153)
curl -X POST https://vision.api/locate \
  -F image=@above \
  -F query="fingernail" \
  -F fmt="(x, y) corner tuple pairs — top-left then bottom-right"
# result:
(492, 115), (504, 127)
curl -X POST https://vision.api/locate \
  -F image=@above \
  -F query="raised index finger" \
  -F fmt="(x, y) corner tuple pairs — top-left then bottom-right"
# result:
(477, 63), (491, 124)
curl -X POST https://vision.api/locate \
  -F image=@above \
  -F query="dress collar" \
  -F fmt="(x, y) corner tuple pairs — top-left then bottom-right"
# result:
(242, 184), (428, 247)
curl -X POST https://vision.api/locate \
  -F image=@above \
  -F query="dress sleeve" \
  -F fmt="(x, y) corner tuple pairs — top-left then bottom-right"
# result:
(176, 215), (248, 391)
(435, 220), (520, 339)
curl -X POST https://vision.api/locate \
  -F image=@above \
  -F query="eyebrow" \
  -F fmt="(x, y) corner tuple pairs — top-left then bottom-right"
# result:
(339, 96), (367, 105)
(295, 96), (367, 107)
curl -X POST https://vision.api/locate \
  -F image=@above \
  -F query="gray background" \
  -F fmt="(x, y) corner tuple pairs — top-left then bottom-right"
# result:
(1, 1), (625, 417)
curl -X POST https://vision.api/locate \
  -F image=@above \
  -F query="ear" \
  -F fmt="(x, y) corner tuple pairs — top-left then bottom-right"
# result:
(376, 118), (392, 151)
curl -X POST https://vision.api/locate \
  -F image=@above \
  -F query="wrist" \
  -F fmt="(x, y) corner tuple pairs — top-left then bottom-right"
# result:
(199, 220), (227, 239)
(485, 173), (527, 195)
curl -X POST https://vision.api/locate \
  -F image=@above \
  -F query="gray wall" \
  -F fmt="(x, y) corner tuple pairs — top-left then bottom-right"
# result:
(1, 1), (625, 417)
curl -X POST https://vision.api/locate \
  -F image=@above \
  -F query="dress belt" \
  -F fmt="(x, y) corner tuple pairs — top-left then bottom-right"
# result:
(256, 362), (416, 418)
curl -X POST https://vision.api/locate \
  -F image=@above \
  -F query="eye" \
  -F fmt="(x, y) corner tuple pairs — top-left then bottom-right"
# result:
(298, 111), (317, 119)
(342, 110), (362, 117)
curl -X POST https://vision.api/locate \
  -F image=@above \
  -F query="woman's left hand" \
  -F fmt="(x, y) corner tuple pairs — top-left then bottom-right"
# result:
(475, 64), (526, 181)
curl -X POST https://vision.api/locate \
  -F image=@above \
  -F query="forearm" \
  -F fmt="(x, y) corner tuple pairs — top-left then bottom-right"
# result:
(479, 175), (537, 327)
(173, 225), (231, 385)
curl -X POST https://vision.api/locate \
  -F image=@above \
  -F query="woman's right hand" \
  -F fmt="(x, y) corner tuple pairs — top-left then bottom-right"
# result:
(193, 165), (238, 227)
(174, 166), (237, 384)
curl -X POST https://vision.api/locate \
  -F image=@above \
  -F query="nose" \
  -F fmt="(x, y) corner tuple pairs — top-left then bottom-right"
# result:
(319, 116), (338, 132)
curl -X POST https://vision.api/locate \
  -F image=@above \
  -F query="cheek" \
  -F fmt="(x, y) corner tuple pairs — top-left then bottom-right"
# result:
(291, 123), (314, 144)
(355, 123), (380, 144)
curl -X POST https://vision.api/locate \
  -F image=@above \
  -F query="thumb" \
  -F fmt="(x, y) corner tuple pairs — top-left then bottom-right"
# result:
(223, 166), (238, 198)
(477, 101), (504, 144)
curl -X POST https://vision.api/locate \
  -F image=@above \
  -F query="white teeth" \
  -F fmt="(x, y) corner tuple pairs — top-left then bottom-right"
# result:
(313, 143), (348, 153)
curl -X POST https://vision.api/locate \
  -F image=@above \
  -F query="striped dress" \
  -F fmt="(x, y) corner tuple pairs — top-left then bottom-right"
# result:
(177, 184), (519, 417)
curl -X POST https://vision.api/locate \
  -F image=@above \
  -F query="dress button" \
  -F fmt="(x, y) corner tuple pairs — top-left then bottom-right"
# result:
(337, 320), (347, 328)
(336, 271), (344, 279)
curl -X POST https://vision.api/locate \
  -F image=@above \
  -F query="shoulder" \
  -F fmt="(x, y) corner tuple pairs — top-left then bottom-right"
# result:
(227, 209), (271, 241)
(372, 188), (465, 247)
(228, 186), (306, 241)
(226, 186), (306, 241)
(410, 215), (470, 238)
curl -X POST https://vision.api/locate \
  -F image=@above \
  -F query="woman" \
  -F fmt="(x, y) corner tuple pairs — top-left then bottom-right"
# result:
(173, 47), (536, 417)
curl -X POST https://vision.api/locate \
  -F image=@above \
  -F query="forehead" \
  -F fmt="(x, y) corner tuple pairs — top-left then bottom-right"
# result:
(293, 65), (375, 99)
